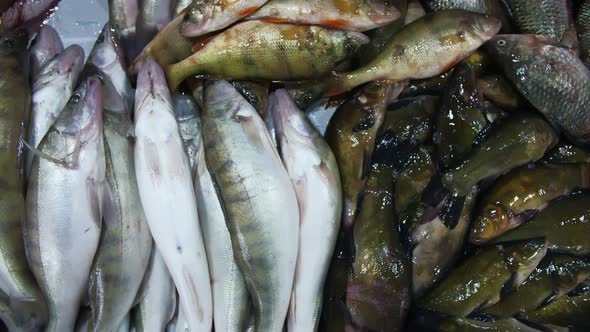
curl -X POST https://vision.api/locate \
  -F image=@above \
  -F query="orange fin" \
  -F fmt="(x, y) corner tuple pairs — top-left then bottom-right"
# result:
(237, 6), (260, 18)
(259, 17), (290, 24)
(191, 36), (215, 53)
(322, 19), (351, 28)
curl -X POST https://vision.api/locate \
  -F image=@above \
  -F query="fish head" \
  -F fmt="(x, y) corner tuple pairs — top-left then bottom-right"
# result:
(270, 89), (318, 147)
(31, 25), (64, 71)
(134, 60), (173, 118)
(180, 0), (217, 37)
(89, 24), (127, 70)
(470, 203), (510, 244)
(35, 45), (85, 89)
(203, 80), (251, 119)
(172, 93), (199, 121)
(457, 12), (501, 44)
(0, 29), (28, 57)
(340, 31), (370, 57)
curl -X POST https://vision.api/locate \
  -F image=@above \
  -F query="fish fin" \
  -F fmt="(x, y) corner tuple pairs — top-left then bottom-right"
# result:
(23, 139), (79, 169)
(323, 72), (354, 97)
(191, 36), (215, 53)
(439, 195), (466, 229)
(321, 19), (351, 28)
(236, 6), (260, 18)
(259, 17), (290, 24)
(164, 63), (184, 92)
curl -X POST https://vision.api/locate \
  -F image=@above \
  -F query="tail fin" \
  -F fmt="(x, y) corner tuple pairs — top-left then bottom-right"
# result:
(324, 71), (360, 97)
(164, 62), (185, 92)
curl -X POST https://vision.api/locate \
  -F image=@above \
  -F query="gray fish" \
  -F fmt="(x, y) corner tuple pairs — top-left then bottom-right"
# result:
(171, 0), (191, 17)
(109, 0), (139, 62)
(30, 25), (64, 79)
(137, 0), (172, 53)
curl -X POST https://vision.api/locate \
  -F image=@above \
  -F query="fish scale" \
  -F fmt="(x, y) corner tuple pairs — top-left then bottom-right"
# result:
(577, 0), (590, 66)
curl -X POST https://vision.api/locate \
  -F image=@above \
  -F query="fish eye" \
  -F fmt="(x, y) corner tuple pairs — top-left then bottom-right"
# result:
(71, 94), (81, 103)
(497, 39), (507, 47)
(345, 43), (355, 54)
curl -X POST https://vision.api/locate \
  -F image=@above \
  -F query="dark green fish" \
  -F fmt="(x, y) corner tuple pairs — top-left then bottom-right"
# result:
(477, 74), (527, 111)
(409, 310), (541, 332)
(544, 141), (590, 164)
(518, 287), (590, 330)
(577, 0), (590, 66)
(394, 146), (436, 215)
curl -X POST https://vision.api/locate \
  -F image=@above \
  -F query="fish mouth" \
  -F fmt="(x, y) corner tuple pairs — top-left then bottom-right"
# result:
(475, 15), (502, 39)
(57, 45), (85, 75)
(134, 60), (172, 116)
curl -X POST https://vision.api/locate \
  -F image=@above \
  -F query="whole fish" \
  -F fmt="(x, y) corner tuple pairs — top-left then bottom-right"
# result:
(417, 239), (548, 317)
(171, 0), (191, 17)
(165, 21), (369, 91)
(134, 60), (212, 332)
(109, 0), (139, 62)
(30, 25), (63, 79)
(137, 0), (172, 53)
(202, 80), (299, 332)
(0, 29), (48, 330)
(544, 141), (590, 164)
(180, 0), (268, 37)
(477, 74), (527, 111)
(193, 96), (249, 332)
(325, 10), (501, 95)
(482, 253), (590, 318)
(270, 89), (342, 332)
(0, 0), (58, 31)
(577, 0), (590, 66)
(26, 45), (85, 178)
(247, 0), (402, 31)
(442, 113), (558, 196)
(495, 194), (590, 256)
(25, 77), (105, 332)
(325, 83), (393, 230)
(503, 0), (577, 50)
(470, 164), (590, 244)
(173, 93), (200, 174)
(518, 287), (590, 330)
(132, 247), (177, 332)
(487, 34), (590, 143)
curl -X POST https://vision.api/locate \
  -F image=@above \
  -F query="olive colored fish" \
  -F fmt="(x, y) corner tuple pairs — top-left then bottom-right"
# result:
(25, 77), (105, 332)
(270, 90), (342, 332)
(394, 146), (436, 216)
(247, 0), (402, 31)
(325, 10), (501, 95)
(442, 113), (557, 196)
(405, 0), (425, 24)
(495, 194), (590, 256)
(180, 0), (268, 37)
(577, 0), (590, 66)
(422, 0), (511, 31)
(166, 21), (369, 91)
(518, 288), (590, 330)
(132, 247), (177, 332)
(171, 0), (191, 16)
(470, 164), (590, 244)
(134, 61), (212, 332)
(417, 239), (548, 317)
(109, 0), (138, 62)
(345, 140), (410, 332)
(136, 0), (172, 52)
(410, 311), (541, 332)
(30, 25), (63, 79)
(487, 34), (590, 143)
(503, 0), (578, 50)
(482, 253), (590, 318)
(477, 74), (527, 111)
(230, 81), (269, 116)
(325, 83), (393, 230)
(544, 141), (590, 164)
(202, 80), (299, 332)
(172, 93), (200, 174)
(358, 0), (407, 65)
(434, 64), (487, 169)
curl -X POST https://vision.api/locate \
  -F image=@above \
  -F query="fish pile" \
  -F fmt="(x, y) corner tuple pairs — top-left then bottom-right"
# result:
(0, 0), (590, 331)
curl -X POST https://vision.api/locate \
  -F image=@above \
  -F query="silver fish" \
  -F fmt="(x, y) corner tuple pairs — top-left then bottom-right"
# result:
(109, 0), (139, 62)
(30, 25), (64, 79)
(137, 0), (172, 53)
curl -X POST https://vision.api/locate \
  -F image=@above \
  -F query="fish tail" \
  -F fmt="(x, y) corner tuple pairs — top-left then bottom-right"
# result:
(324, 70), (380, 97)
(164, 61), (189, 92)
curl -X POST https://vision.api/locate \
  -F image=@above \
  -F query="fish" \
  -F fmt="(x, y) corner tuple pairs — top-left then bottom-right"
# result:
(325, 83), (393, 230)
(132, 247), (177, 332)
(171, 0), (192, 17)
(0, 0), (58, 32)
(544, 141), (590, 164)
(577, 0), (590, 67)
(109, 0), (139, 62)
(503, 0), (578, 50)
(247, 0), (402, 31)
(192, 92), (250, 332)
(417, 239), (548, 317)
(202, 80), (299, 332)
(0, 29), (48, 330)
(487, 34), (590, 144)
(25, 77), (105, 332)
(481, 253), (590, 318)
(409, 310), (541, 332)
(137, 0), (172, 52)
(325, 10), (501, 95)
(270, 89), (342, 332)
(180, 0), (269, 37)
(26, 45), (85, 178)
(166, 21), (368, 91)
(477, 74), (527, 111)
(394, 146), (436, 216)
(405, 0), (425, 24)
(30, 25), (63, 79)
(518, 287), (590, 330)
(172, 93), (200, 175)
(495, 193), (590, 256)
(442, 113), (558, 196)
(359, 0), (408, 65)
(344, 139), (411, 332)
(134, 60), (212, 332)
(470, 164), (590, 244)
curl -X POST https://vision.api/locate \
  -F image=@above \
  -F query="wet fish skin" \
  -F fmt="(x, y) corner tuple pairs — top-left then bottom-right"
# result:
(544, 140), (590, 164)
(442, 113), (558, 196)
(180, 0), (269, 37)
(487, 34), (590, 143)
(30, 25), (63, 79)
(270, 89), (341, 332)
(137, 0), (172, 53)
(134, 60), (212, 332)
(409, 311), (541, 332)
(360, 0), (408, 65)
(518, 288), (590, 329)
(172, 93), (200, 175)
(171, 0), (191, 17)
(25, 77), (105, 332)
(470, 164), (590, 244)
(577, 0), (590, 66)
(165, 21), (369, 91)
(0, 0), (58, 31)
(394, 146), (435, 216)
(422, 0), (512, 32)
(202, 80), (299, 332)
(477, 74), (527, 111)
(230, 81), (269, 117)
(109, 0), (139, 62)
(26, 45), (85, 178)
(247, 0), (402, 31)
(326, 10), (501, 95)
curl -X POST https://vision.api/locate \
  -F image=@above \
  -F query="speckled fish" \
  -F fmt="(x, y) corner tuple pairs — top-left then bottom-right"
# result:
(325, 10), (501, 95)
(487, 34), (590, 143)
(26, 45), (85, 178)
(193, 91), (249, 332)
(202, 80), (299, 332)
(247, 0), (402, 31)
(165, 21), (368, 91)
(470, 164), (590, 244)
(0, 29), (47, 331)
(503, 0), (577, 50)
(25, 77), (105, 332)
(577, 0), (590, 66)
(325, 83), (393, 230)
(173, 93), (200, 175)
(132, 247), (177, 332)
(0, 0), (58, 31)
(345, 142), (411, 332)
(544, 141), (590, 164)
(109, 0), (138, 62)
(481, 253), (590, 318)
(477, 74), (527, 111)
(171, 0), (192, 16)
(270, 90), (341, 332)
(417, 239), (547, 317)
(180, 0), (268, 37)
(442, 113), (557, 196)
(134, 61), (212, 332)
(518, 286), (590, 330)
(137, 0), (172, 52)
(495, 194), (590, 256)
(30, 25), (63, 79)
